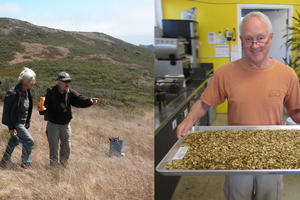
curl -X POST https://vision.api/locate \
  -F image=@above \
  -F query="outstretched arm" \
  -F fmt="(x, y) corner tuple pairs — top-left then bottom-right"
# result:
(70, 89), (96, 108)
(176, 99), (210, 139)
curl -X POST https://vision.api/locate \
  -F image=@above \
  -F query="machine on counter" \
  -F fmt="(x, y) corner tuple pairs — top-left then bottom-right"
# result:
(154, 38), (191, 78)
(154, 58), (191, 79)
(155, 38), (186, 60)
(154, 19), (207, 108)
(162, 19), (199, 70)
(155, 74), (186, 107)
(154, 37), (190, 107)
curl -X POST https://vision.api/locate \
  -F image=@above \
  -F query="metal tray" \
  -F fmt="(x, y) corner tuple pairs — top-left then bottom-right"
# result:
(156, 126), (300, 176)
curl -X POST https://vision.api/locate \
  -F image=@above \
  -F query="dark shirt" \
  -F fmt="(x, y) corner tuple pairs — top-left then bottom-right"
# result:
(44, 85), (93, 125)
(17, 90), (29, 123)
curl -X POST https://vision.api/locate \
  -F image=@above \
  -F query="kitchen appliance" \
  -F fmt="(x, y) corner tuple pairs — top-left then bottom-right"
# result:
(156, 74), (185, 92)
(162, 19), (199, 54)
(155, 58), (190, 78)
(162, 19), (198, 39)
(162, 19), (199, 69)
(155, 74), (186, 107)
(155, 38), (187, 60)
(190, 39), (199, 59)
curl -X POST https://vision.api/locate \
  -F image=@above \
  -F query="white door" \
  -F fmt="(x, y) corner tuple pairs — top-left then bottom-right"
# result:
(263, 9), (288, 64)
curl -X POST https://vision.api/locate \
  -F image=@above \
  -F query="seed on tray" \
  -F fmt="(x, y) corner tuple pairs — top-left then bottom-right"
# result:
(167, 129), (300, 170)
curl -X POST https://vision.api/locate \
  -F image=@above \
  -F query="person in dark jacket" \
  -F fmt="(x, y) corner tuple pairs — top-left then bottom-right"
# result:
(0, 67), (36, 169)
(44, 72), (98, 167)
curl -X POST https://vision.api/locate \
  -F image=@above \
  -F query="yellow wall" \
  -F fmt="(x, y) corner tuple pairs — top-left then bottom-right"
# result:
(161, 0), (300, 113)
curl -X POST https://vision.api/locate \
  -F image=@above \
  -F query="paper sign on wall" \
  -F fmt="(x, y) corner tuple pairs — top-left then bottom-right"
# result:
(208, 32), (215, 44)
(216, 36), (226, 44)
(230, 45), (240, 61)
(215, 45), (229, 57)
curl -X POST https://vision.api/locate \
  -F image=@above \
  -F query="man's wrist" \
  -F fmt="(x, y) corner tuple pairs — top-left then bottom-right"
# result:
(185, 115), (195, 125)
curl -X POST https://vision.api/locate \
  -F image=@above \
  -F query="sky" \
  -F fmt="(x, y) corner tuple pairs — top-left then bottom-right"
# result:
(0, 0), (154, 45)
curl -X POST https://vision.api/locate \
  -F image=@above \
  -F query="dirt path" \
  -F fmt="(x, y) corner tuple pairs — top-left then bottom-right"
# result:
(8, 42), (70, 64)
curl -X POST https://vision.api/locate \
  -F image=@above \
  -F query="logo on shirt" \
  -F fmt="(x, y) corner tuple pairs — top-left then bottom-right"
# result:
(268, 90), (281, 102)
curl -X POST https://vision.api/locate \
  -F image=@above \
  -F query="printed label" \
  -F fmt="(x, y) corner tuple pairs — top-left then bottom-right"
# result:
(184, 108), (188, 117)
(172, 146), (189, 160)
(172, 119), (177, 130)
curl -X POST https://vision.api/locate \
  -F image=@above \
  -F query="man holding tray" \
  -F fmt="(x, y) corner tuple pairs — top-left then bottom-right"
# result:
(177, 11), (300, 200)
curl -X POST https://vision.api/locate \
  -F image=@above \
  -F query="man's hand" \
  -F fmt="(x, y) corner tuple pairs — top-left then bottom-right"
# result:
(9, 129), (17, 136)
(287, 109), (300, 124)
(25, 123), (30, 129)
(176, 118), (194, 139)
(90, 98), (99, 105)
(176, 100), (210, 139)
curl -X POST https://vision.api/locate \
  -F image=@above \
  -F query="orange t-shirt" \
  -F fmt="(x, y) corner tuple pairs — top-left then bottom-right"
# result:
(200, 58), (300, 125)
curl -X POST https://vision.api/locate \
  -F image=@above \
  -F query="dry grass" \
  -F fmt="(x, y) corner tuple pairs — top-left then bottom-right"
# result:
(0, 104), (154, 200)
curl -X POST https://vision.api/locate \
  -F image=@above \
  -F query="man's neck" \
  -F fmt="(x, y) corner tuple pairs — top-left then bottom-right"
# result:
(57, 85), (68, 94)
(245, 57), (271, 68)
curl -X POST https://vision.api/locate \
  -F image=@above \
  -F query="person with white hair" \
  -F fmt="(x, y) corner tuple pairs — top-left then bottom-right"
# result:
(176, 11), (300, 200)
(1, 67), (36, 169)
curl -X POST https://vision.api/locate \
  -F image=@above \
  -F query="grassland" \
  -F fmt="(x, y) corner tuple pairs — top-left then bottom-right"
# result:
(0, 105), (154, 200)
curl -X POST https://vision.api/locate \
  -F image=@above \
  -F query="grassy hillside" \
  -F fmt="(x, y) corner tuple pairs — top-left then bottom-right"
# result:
(0, 18), (154, 112)
(0, 105), (154, 200)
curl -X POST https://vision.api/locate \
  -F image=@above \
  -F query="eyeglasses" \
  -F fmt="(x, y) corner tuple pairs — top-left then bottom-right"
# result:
(243, 35), (270, 46)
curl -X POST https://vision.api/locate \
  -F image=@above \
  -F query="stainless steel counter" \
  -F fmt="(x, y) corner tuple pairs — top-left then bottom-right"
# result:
(155, 80), (207, 134)
(155, 79), (210, 200)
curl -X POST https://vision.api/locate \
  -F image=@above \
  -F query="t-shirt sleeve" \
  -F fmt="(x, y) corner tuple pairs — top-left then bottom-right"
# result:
(284, 69), (300, 110)
(200, 69), (227, 106)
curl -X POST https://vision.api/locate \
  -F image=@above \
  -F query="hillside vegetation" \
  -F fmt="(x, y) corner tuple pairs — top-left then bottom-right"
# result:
(0, 105), (154, 200)
(0, 18), (154, 111)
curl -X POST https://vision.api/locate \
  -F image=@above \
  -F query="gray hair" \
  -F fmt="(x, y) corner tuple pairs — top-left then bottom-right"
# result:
(18, 67), (36, 82)
(239, 11), (272, 36)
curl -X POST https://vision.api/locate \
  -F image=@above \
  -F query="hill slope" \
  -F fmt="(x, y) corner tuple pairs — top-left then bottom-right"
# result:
(0, 105), (154, 200)
(0, 18), (154, 111)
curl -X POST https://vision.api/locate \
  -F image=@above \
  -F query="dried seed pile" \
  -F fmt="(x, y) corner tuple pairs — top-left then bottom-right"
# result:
(167, 129), (300, 170)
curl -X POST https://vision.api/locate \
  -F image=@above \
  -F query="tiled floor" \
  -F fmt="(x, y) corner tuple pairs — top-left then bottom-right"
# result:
(171, 114), (300, 200)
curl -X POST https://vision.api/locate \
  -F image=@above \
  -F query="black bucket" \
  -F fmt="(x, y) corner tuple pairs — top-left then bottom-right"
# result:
(109, 137), (125, 157)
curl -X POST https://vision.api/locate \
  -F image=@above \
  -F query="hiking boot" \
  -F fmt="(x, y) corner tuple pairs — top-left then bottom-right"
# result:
(21, 162), (32, 169)
(0, 160), (7, 169)
(50, 160), (60, 168)
(60, 161), (68, 168)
